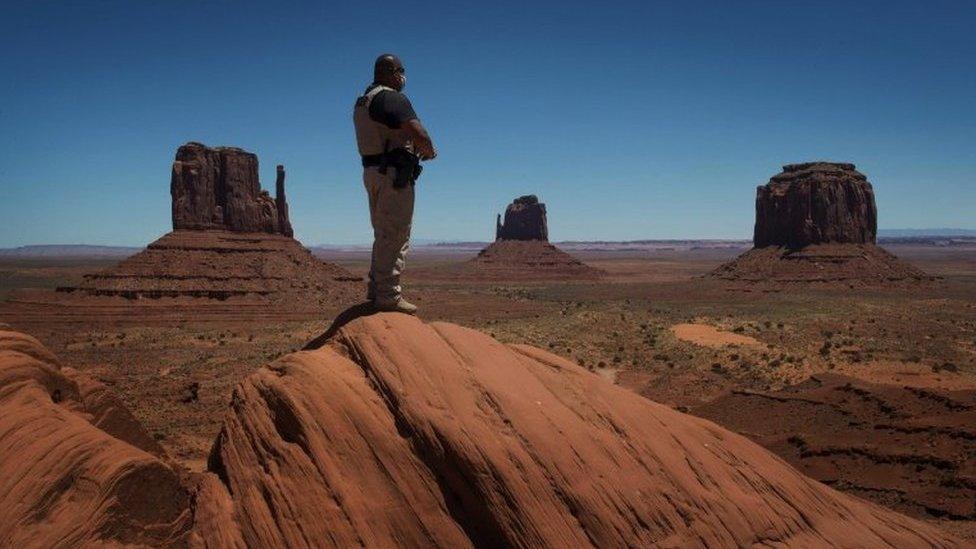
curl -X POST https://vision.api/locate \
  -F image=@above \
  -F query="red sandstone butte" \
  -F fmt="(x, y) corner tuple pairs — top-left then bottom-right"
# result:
(171, 142), (293, 236)
(460, 195), (602, 280)
(712, 162), (928, 285)
(56, 143), (359, 306)
(496, 194), (549, 241)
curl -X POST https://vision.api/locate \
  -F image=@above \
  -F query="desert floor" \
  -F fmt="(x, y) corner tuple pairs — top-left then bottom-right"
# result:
(2, 242), (974, 540)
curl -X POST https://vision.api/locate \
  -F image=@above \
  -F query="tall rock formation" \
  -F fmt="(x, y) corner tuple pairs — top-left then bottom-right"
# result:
(274, 164), (294, 238)
(461, 195), (601, 279)
(171, 142), (292, 236)
(496, 194), (549, 241)
(712, 162), (928, 285)
(57, 142), (358, 308)
(753, 162), (876, 248)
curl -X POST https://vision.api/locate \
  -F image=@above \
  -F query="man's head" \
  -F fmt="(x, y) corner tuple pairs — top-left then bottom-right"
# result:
(373, 54), (406, 91)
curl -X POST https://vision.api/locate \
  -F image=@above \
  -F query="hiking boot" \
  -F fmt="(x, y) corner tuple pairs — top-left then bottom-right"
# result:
(373, 298), (418, 315)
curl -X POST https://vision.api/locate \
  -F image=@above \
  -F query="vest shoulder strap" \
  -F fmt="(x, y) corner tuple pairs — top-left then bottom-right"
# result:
(362, 85), (396, 109)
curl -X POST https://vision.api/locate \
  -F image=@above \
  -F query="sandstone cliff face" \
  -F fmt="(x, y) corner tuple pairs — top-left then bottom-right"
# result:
(754, 162), (877, 248)
(171, 142), (293, 235)
(496, 195), (549, 241)
(0, 329), (189, 547)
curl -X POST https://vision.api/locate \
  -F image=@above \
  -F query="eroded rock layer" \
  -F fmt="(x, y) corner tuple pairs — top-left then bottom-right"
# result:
(0, 329), (190, 547)
(712, 163), (927, 285)
(461, 240), (603, 280)
(50, 143), (359, 310)
(195, 313), (959, 547)
(57, 230), (360, 305)
(711, 243), (929, 284)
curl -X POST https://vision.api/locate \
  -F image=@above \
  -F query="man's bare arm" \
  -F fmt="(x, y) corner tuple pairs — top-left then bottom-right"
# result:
(405, 118), (436, 160)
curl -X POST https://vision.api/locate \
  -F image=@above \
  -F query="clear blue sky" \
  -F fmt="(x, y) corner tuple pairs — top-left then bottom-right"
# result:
(1, 1), (973, 246)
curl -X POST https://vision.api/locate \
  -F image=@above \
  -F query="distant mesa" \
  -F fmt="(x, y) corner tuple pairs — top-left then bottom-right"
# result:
(753, 162), (876, 248)
(496, 194), (548, 241)
(56, 142), (359, 307)
(711, 162), (930, 285)
(458, 195), (602, 280)
(0, 318), (960, 546)
(171, 142), (294, 236)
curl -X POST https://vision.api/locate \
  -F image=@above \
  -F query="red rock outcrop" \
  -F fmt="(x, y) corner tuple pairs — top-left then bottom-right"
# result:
(712, 163), (928, 285)
(56, 143), (359, 308)
(171, 142), (292, 236)
(194, 313), (959, 547)
(754, 163), (877, 248)
(275, 164), (294, 238)
(0, 329), (190, 547)
(456, 195), (601, 280)
(496, 194), (549, 241)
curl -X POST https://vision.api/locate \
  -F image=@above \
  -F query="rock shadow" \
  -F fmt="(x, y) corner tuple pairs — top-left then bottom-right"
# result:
(303, 302), (378, 350)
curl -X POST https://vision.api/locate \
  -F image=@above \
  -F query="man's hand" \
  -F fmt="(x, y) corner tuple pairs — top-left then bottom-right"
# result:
(405, 118), (437, 160)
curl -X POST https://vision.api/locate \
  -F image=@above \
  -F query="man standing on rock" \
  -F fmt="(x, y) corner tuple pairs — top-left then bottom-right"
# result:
(353, 53), (436, 314)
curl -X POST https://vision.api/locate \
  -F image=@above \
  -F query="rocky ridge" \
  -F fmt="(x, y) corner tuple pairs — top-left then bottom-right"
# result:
(0, 328), (190, 546)
(0, 318), (962, 547)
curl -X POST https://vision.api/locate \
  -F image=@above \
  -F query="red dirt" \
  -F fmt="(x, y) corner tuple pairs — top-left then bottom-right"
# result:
(671, 323), (762, 347)
(696, 372), (976, 522)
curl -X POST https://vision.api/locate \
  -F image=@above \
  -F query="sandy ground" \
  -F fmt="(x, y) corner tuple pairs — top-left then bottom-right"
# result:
(670, 323), (762, 347)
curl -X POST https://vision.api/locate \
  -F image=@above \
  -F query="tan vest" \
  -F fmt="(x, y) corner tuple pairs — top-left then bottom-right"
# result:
(353, 85), (412, 156)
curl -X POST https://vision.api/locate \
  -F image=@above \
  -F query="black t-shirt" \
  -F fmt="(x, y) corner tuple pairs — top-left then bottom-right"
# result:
(365, 86), (418, 129)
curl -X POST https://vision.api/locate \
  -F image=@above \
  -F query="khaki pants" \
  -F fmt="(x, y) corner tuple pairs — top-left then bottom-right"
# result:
(364, 167), (414, 303)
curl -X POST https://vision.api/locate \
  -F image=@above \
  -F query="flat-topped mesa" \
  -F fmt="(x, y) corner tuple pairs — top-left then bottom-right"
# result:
(54, 142), (358, 306)
(754, 162), (877, 249)
(170, 142), (292, 236)
(496, 194), (549, 241)
(710, 162), (928, 285)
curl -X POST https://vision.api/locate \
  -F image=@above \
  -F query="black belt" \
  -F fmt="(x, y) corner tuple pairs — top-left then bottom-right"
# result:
(361, 153), (385, 168)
